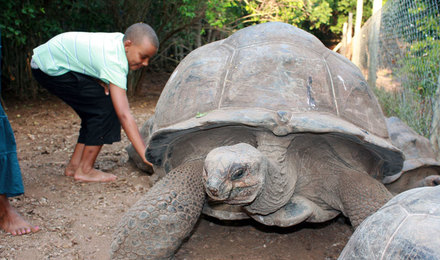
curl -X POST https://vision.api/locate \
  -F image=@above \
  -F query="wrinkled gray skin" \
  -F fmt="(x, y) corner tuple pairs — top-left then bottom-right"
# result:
(111, 22), (405, 259)
(202, 133), (393, 228)
(111, 160), (205, 258)
(339, 186), (440, 260)
(384, 117), (440, 194)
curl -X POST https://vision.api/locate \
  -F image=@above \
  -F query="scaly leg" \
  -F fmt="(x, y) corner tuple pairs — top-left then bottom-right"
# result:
(111, 160), (205, 259)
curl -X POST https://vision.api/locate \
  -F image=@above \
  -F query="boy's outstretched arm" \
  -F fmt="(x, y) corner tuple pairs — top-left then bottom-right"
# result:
(109, 83), (153, 167)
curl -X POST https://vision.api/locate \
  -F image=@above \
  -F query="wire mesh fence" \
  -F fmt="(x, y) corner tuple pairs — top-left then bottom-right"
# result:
(352, 0), (439, 153)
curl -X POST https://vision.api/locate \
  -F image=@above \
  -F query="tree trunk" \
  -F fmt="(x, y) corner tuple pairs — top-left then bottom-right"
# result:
(367, 0), (382, 88)
(347, 12), (353, 45)
(351, 0), (364, 67)
(346, 12), (354, 59)
(196, 20), (202, 48)
(430, 72), (440, 160)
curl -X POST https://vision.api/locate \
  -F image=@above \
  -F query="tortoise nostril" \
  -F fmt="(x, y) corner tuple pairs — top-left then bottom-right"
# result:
(208, 186), (219, 196)
(206, 177), (223, 197)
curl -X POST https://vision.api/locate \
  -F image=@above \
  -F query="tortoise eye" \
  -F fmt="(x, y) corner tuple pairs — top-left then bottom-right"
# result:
(231, 168), (245, 180)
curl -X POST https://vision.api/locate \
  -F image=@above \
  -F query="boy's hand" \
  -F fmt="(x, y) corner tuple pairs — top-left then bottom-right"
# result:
(143, 158), (153, 167)
(95, 79), (110, 95)
(141, 149), (153, 167)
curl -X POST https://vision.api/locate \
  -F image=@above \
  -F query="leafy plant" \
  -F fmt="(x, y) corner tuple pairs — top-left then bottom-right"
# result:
(381, 0), (440, 137)
(374, 86), (432, 137)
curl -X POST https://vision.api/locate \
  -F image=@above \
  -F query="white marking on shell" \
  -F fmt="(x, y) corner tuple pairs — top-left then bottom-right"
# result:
(324, 59), (340, 116)
(306, 76), (316, 109)
(168, 69), (178, 83)
(337, 75), (347, 91)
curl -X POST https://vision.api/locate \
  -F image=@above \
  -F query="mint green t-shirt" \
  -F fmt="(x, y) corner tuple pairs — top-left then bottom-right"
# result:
(32, 32), (128, 90)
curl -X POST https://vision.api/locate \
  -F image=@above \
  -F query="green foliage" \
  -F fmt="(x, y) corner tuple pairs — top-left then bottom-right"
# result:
(204, 0), (365, 36)
(397, 2), (440, 99)
(306, 0), (333, 29)
(398, 38), (440, 98)
(205, 0), (246, 30)
(1, 1), (53, 98)
(1, 2), (46, 45)
(0, 0), (117, 99)
(374, 86), (432, 137)
(378, 0), (440, 138)
(330, 0), (373, 34)
(238, 0), (333, 30)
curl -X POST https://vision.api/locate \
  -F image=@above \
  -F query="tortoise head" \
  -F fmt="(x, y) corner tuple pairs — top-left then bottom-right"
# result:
(203, 143), (266, 205)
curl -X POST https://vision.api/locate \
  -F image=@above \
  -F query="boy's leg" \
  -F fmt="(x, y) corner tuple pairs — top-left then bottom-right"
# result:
(0, 194), (40, 235)
(32, 69), (120, 182)
(65, 143), (85, 176)
(73, 145), (117, 182)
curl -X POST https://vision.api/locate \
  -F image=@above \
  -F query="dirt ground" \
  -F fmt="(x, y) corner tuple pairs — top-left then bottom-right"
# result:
(0, 72), (353, 260)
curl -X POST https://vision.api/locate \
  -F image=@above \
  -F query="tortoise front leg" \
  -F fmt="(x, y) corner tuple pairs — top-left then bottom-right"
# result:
(338, 169), (393, 228)
(111, 160), (205, 259)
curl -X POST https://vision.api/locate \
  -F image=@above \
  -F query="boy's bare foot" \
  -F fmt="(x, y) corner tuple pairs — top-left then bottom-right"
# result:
(66, 143), (85, 177)
(0, 195), (40, 236)
(65, 163), (78, 177)
(73, 168), (117, 182)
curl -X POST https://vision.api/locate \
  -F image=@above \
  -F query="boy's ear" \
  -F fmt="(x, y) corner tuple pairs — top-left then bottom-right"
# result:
(124, 40), (132, 48)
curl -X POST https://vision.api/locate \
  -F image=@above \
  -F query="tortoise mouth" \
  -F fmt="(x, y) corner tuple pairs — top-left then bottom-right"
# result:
(206, 183), (260, 205)
(227, 185), (260, 205)
(205, 186), (231, 201)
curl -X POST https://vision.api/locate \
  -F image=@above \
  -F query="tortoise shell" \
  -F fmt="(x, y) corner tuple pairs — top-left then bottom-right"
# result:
(339, 186), (440, 259)
(146, 22), (402, 177)
(384, 116), (440, 183)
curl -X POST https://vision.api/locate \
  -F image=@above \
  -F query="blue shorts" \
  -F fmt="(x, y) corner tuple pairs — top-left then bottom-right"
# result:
(0, 102), (24, 197)
(32, 69), (121, 146)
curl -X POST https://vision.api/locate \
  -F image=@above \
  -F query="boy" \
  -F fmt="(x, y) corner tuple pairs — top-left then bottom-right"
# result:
(31, 23), (158, 182)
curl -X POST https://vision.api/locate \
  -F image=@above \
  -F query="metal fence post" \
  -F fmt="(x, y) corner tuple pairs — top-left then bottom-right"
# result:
(430, 73), (440, 159)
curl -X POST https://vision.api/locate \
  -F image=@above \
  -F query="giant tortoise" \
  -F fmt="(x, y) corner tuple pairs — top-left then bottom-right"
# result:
(111, 22), (404, 259)
(339, 185), (440, 259)
(384, 116), (440, 193)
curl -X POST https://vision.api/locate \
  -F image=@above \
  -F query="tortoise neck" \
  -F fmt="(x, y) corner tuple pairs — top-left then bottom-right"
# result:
(245, 132), (297, 215)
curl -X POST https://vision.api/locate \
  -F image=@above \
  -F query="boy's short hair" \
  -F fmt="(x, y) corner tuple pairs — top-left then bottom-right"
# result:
(124, 23), (159, 49)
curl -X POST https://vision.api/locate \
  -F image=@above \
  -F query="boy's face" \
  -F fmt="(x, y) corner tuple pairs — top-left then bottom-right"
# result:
(124, 37), (157, 71)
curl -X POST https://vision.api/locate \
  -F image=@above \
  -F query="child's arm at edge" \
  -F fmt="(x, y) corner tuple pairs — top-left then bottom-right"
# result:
(109, 83), (153, 167)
